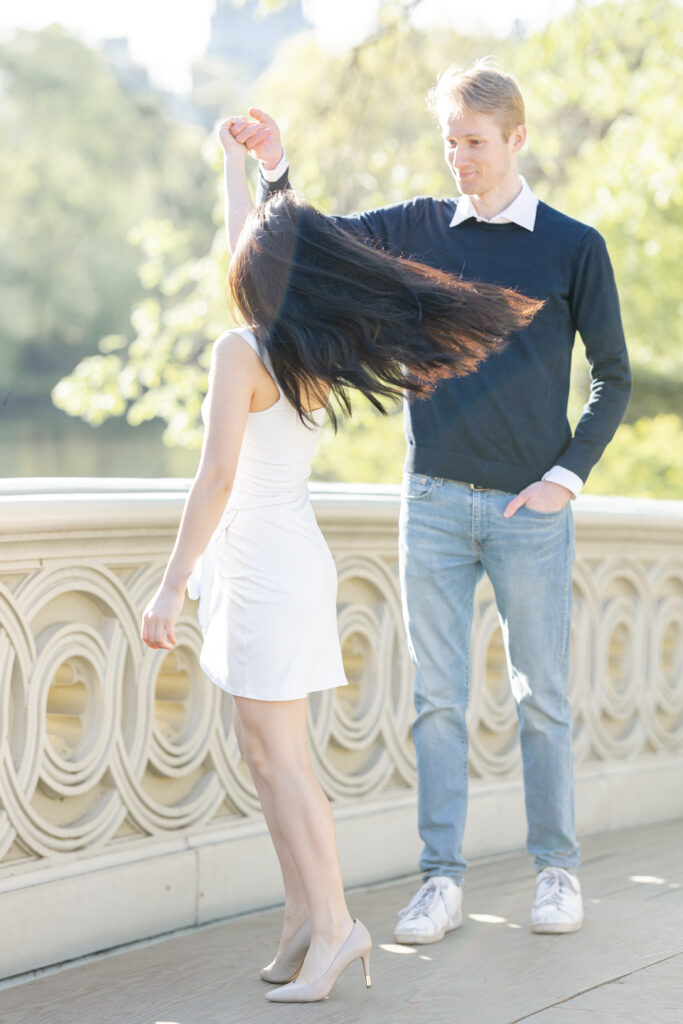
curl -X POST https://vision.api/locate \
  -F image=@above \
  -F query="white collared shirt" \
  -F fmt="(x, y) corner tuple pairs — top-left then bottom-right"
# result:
(261, 148), (289, 182)
(259, 161), (583, 497)
(449, 175), (538, 231)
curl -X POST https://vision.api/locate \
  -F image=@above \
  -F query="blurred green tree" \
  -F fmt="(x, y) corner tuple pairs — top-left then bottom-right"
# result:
(0, 25), (214, 404)
(513, 0), (683, 419)
(585, 415), (683, 498)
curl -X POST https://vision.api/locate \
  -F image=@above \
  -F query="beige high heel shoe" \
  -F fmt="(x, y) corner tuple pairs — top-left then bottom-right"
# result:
(265, 919), (372, 1003)
(260, 921), (311, 984)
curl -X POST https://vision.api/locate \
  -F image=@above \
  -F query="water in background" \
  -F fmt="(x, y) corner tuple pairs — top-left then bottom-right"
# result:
(0, 403), (198, 479)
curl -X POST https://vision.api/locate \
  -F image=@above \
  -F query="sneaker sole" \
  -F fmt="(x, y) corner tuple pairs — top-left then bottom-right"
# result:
(393, 913), (463, 945)
(531, 920), (583, 934)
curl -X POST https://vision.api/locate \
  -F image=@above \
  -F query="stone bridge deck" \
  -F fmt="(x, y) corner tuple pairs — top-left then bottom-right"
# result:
(2, 819), (681, 1024)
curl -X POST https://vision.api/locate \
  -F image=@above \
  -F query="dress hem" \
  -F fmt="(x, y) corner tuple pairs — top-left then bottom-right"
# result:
(200, 668), (348, 701)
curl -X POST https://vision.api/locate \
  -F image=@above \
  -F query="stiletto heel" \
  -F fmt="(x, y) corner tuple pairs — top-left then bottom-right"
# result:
(260, 920), (311, 984)
(361, 949), (372, 988)
(265, 919), (372, 1003)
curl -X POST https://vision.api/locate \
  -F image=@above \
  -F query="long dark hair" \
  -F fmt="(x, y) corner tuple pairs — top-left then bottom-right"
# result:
(228, 192), (542, 427)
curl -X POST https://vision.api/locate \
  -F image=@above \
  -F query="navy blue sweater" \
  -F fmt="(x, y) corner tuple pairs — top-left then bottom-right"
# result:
(257, 173), (632, 492)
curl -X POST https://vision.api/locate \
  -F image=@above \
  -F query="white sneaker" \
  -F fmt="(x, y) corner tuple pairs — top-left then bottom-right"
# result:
(393, 876), (463, 945)
(531, 866), (584, 933)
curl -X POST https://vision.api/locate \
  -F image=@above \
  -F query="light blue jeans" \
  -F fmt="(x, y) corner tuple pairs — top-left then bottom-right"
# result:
(398, 473), (580, 884)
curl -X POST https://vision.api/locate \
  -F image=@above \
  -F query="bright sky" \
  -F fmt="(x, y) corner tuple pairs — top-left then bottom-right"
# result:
(0, 0), (577, 93)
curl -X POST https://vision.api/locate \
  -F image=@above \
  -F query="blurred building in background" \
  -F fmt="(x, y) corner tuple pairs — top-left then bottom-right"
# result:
(208, 0), (308, 77)
(193, 0), (310, 120)
(101, 37), (152, 93)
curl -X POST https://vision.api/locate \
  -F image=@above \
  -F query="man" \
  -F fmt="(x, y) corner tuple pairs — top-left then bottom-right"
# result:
(227, 58), (631, 941)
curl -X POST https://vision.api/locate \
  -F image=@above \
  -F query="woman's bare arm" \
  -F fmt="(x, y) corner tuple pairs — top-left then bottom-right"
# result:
(219, 109), (283, 252)
(218, 119), (253, 252)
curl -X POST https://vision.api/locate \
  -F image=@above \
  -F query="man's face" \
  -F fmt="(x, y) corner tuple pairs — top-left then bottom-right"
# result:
(441, 108), (525, 197)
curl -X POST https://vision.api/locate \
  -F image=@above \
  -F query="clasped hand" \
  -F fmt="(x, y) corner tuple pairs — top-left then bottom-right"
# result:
(217, 106), (283, 169)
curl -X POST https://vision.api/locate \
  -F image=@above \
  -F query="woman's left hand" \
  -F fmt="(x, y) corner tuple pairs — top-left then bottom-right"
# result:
(141, 583), (186, 650)
(217, 116), (249, 157)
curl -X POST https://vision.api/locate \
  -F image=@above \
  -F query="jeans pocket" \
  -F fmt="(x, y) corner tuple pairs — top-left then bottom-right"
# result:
(403, 472), (438, 499)
(522, 504), (566, 518)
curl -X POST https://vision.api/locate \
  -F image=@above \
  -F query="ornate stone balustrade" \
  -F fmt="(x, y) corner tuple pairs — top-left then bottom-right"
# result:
(0, 480), (682, 979)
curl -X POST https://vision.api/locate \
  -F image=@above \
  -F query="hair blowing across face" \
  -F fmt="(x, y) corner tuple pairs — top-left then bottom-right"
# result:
(228, 192), (542, 427)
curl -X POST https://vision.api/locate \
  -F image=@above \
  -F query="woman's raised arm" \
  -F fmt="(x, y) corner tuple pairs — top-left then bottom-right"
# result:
(218, 118), (254, 253)
(219, 109), (283, 252)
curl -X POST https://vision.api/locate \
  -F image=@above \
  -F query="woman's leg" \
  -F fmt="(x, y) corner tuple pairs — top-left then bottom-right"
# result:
(232, 702), (309, 952)
(233, 695), (354, 983)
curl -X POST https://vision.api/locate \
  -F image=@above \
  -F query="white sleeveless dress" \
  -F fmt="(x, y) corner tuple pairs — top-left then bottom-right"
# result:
(186, 327), (348, 701)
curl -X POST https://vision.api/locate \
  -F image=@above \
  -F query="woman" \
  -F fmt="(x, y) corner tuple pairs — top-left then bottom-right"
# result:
(141, 126), (541, 1004)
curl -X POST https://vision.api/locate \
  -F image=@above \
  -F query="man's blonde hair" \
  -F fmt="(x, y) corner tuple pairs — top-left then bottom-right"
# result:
(427, 57), (525, 141)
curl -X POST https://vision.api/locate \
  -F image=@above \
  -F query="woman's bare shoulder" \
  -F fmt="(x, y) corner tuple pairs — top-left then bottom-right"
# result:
(212, 327), (259, 358)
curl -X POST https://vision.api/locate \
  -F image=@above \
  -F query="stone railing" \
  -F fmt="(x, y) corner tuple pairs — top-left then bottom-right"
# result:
(0, 480), (682, 980)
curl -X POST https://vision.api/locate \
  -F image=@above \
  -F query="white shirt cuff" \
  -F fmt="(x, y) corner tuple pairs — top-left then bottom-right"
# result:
(259, 148), (288, 182)
(542, 465), (584, 498)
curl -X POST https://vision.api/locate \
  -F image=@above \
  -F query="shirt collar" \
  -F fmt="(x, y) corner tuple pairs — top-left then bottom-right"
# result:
(449, 176), (538, 232)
